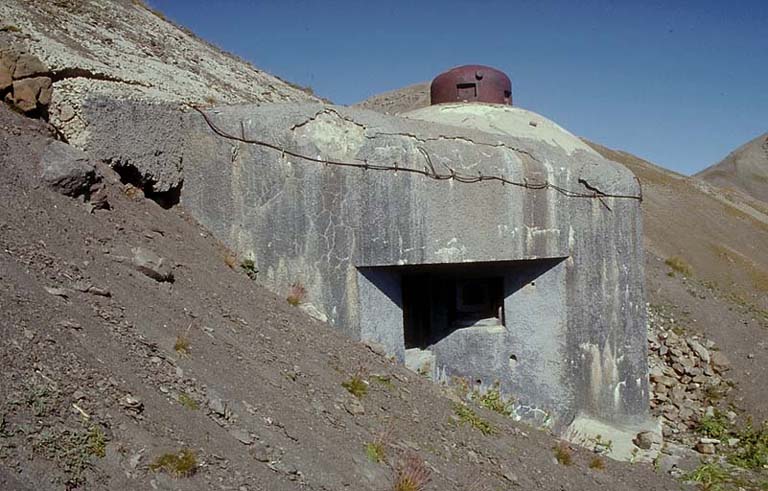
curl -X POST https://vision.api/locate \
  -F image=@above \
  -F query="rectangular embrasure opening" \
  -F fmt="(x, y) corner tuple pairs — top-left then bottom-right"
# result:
(456, 82), (477, 99)
(356, 258), (566, 363)
(403, 274), (504, 349)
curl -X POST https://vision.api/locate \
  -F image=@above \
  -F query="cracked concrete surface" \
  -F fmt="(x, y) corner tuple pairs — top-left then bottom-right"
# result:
(404, 103), (600, 156)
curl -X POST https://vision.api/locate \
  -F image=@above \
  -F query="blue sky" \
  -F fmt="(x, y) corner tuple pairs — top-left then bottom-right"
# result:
(150, 0), (767, 175)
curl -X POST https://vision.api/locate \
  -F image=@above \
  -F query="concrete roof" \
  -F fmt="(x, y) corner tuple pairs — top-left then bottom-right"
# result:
(402, 103), (599, 157)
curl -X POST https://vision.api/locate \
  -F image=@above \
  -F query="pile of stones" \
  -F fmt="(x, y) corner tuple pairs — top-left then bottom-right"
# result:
(647, 305), (732, 446)
(0, 47), (51, 116)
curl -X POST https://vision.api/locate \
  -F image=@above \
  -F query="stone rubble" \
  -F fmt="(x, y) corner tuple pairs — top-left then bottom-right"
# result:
(647, 305), (732, 452)
(131, 246), (174, 282)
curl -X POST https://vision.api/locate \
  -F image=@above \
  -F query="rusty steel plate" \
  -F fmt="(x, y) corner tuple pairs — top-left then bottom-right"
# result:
(430, 65), (512, 106)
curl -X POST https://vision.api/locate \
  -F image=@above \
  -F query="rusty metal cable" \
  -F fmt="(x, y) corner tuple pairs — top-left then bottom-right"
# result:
(190, 105), (643, 204)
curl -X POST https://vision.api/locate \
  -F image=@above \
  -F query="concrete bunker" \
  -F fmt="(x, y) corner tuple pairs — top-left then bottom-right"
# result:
(77, 64), (655, 458)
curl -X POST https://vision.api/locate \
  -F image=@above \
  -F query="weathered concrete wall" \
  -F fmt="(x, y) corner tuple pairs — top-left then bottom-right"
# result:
(405, 104), (649, 426)
(79, 99), (648, 429)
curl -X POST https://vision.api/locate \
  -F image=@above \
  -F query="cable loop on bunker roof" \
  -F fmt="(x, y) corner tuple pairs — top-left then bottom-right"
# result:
(190, 105), (642, 208)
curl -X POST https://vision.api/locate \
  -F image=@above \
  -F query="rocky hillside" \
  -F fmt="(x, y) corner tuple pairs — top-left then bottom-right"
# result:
(0, 0), (319, 146)
(356, 82), (430, 115)
(696, 132), (768, 204)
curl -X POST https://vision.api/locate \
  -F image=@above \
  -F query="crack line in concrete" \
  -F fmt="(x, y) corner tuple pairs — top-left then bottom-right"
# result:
(190, 105), (643, 204)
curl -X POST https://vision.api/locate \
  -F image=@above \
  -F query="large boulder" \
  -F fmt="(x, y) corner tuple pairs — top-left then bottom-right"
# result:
(0, 50), (15, 91)
(10, 76), (51, 112)
(0, 46), (52, 115)
(12, 53), (47, 79)
(39, 140), (96, 197)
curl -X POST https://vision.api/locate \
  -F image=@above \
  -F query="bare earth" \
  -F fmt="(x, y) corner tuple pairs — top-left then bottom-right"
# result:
(696, 132), (768, 204)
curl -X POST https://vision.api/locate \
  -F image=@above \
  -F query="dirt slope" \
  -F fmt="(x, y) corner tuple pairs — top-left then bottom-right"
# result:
(356, 82), (431, 115)
(696, 132), (768, 204)
(0, 104), (682, 490)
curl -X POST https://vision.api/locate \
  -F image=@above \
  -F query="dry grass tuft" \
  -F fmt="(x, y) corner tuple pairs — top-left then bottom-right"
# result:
(589, 456), (605, 470)
(286, 282), (306, 306)
(342, 375), (368, 398)
(149, 449), (197, 478)
(393, 452), (431, 491)
(178, 392), (199, 410)
(223, 254), (237, 269)
(365, 441), (386, 463)
(174, 335), (190, 355)
(174, 323), (193, 356)
(553, 441), (573, 466)
(665, 256), (693, 276)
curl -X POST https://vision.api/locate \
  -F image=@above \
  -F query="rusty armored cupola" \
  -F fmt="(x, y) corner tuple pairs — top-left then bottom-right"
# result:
(430, 65), (512, 106)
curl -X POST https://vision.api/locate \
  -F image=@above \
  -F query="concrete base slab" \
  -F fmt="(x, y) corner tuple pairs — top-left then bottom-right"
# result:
(563, 413), (663, 462)
(405, 348), (435, 377)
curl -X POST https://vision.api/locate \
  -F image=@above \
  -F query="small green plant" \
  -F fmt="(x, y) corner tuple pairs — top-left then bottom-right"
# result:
(25, 383), (59, 417)
(665, 256), (693, 276)
(684, 462), (729, 490)
(86, 425), (106, 458)
(0, 25), (22, 32)
(589, 456), (605, 470)
(286, 282), (306, 306)
(149, 449), (197, 478)
(178, 393), (199, 410)
(34, 425), (107, 488)
(393, 452), (431, 491)
(365, 441), (386, 463)
(365, 427), (392, 464)
(671, 325), (687, 336)
(370, 374), (395, 389)
(588, 434), (614, 454)
(471, 382), (513, 417)
(240, 258), (258, 280)
(652, 450), (663, 472)
(698, 410), (731, 441)
(553, 441), (573, 466)
(728, 420), (768, 470)
(453, 403), (495, 436)
(342, 375), (368, 399)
